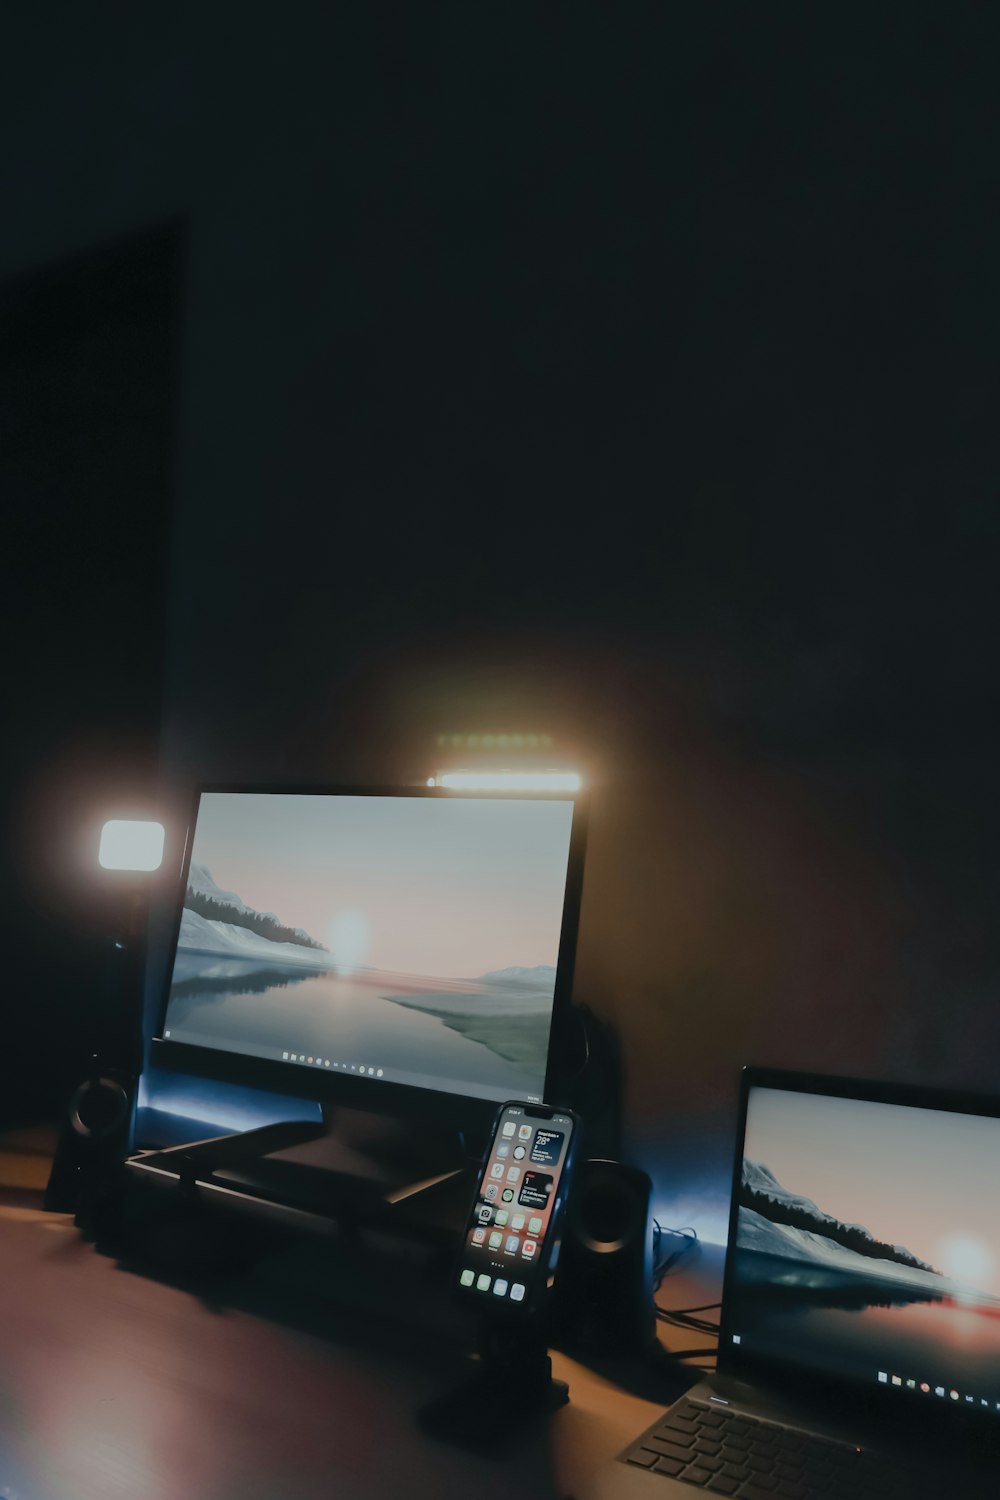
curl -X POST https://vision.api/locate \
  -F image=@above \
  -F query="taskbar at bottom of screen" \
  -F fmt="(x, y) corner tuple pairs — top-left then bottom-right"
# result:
(159, 1029), (541, 1106)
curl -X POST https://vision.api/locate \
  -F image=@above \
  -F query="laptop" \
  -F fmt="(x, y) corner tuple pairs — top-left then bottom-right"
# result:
(570, 1066), (1000, 1500)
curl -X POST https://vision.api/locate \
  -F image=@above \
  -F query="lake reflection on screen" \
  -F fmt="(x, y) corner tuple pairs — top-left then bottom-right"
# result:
(731, 1247), (1000, 1399)
(164, 956), (551, 1102)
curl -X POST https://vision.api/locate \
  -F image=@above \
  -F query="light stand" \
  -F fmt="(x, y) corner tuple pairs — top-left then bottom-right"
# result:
(44, 819), (164, 1230)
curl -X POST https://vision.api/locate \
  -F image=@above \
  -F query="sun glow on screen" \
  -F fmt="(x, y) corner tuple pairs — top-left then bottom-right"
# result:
(326, 910), (371, 970)
(937, 1233), (997, 1290)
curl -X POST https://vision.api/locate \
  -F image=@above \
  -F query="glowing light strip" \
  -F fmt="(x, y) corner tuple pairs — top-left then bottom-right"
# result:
(432, 771), (582, 791)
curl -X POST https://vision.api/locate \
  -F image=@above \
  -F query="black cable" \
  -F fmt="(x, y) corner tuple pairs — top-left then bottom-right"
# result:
(652, 1219), (699, 1288)
(651, 1219), (721, 1340)
(657, 1300), (721, 1331)
(656, 1314), (719, 1326)
(658, 1314), (719, 1336)
(658, 1303), (719, 1326)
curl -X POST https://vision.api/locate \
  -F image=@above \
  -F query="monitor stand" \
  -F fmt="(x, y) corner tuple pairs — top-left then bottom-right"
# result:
(125, 1104), (477, 1245)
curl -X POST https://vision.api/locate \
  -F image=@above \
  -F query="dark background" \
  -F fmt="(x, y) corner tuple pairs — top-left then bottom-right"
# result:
(2, 7), (997, 1235)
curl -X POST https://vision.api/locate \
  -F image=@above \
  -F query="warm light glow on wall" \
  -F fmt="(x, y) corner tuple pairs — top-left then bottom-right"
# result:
(431, 771), (582, 792)
(98, 819), (165, 871)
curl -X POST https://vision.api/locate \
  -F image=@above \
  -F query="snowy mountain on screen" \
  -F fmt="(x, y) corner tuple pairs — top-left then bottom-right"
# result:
(737, 1208), (995, 1301)
(188, 862), (254, 913)
(181, 864), (328, 961)
(176, 908), (333, 968)
(742, 1159), (932, 1269)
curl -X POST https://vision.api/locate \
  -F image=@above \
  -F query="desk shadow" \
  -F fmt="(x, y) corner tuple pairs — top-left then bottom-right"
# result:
(550, 1337), (708, 1407)
(0, 1185), (47, 1210)
(91, 1182), (566, 1457)
(84, 1179), (660, 1488)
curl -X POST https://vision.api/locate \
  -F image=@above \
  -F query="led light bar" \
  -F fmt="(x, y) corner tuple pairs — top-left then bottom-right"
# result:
(432, 771), (582, 792)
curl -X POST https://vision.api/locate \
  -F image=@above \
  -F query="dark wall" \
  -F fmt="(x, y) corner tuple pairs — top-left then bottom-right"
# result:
(158, 11), (999, 1232)
(0, 225), (182, 1117)
(3, 10), (998, 1230)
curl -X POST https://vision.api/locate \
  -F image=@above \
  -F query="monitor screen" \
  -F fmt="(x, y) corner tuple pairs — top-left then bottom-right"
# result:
(155, 788), (584, 1117)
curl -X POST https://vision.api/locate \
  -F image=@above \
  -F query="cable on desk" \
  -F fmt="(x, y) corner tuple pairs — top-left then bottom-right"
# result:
(652, 1218), (721, 1340)
(652, 1219), (699, 1285)
(657, 1304), (721, 1336)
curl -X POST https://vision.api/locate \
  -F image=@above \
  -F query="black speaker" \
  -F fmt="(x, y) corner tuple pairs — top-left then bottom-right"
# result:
(556, 1005), (624, 1162)
(44, 1068), (137, 1221)
(552, 1157), (656, 1356)
(45, 914), (145, 1224)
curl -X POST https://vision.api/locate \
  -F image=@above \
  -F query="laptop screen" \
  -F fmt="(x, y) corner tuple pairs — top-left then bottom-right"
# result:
(721, 1075), (1000, 1420)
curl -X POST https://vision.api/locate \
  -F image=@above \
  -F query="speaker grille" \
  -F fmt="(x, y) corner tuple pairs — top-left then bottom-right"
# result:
(69, 1077), (130, 1139)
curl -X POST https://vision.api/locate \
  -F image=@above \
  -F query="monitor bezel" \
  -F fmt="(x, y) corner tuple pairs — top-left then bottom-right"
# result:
(150, 782), (588, 1137)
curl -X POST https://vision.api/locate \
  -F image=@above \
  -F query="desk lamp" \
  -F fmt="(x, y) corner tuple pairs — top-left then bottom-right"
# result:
(44, 818), (165, 1223)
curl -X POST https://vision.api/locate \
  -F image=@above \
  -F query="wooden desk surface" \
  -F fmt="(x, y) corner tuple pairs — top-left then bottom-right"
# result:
(0, 1129), (720, 1500)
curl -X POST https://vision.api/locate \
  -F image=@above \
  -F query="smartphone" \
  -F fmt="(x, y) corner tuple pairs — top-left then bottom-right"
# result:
(455, 1101), (579, 1314)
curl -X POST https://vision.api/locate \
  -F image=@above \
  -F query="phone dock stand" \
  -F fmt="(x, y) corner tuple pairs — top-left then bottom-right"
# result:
(418, 1310), (569, 1446)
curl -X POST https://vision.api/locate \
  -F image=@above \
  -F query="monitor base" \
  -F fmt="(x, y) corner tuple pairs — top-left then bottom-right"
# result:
(124, 1103), (476, 1245)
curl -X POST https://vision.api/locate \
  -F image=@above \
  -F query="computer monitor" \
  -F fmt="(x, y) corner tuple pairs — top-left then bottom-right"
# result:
(151, 785), (587, 1141)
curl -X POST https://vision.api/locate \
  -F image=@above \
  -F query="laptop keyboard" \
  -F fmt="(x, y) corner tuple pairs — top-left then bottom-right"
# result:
(621, 1395), (937, 1499)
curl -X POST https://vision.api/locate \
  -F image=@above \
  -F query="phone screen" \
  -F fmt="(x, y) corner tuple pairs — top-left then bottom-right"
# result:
(456, 1102), (576, 1309)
